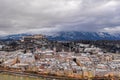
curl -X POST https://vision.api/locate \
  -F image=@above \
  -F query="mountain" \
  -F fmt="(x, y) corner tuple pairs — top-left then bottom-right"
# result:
(0, 32), (120, 41)
(0, 33), (31, 41)
(47, 32), (120, 41)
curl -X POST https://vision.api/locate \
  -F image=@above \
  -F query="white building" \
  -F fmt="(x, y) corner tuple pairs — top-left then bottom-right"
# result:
(18, 53), (35, 64)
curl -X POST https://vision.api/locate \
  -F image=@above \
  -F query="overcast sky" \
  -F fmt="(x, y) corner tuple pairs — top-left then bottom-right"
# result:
(0, 0), (120, 35)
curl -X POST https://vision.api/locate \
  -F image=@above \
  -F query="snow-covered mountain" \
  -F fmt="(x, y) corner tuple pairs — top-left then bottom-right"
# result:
(0, 32), (120, 41)
(47, 31), (120, 41)
(0, 33), (31, 41)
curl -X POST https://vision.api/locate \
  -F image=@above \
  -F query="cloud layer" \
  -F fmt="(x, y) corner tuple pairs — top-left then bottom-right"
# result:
(0, 0), (120, 35)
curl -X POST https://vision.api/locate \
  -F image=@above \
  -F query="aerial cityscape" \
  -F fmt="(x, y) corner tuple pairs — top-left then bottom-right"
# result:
(0, 34), (120, 80)
(0, 0), (120, 80)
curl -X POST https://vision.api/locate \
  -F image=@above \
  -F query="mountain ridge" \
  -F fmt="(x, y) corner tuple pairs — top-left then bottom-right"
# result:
(0, 31), (120, 41)
(47, 31), (120, 41)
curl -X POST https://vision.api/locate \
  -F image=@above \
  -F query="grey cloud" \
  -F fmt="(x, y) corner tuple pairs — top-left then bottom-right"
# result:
(0, 0), (120, 35)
